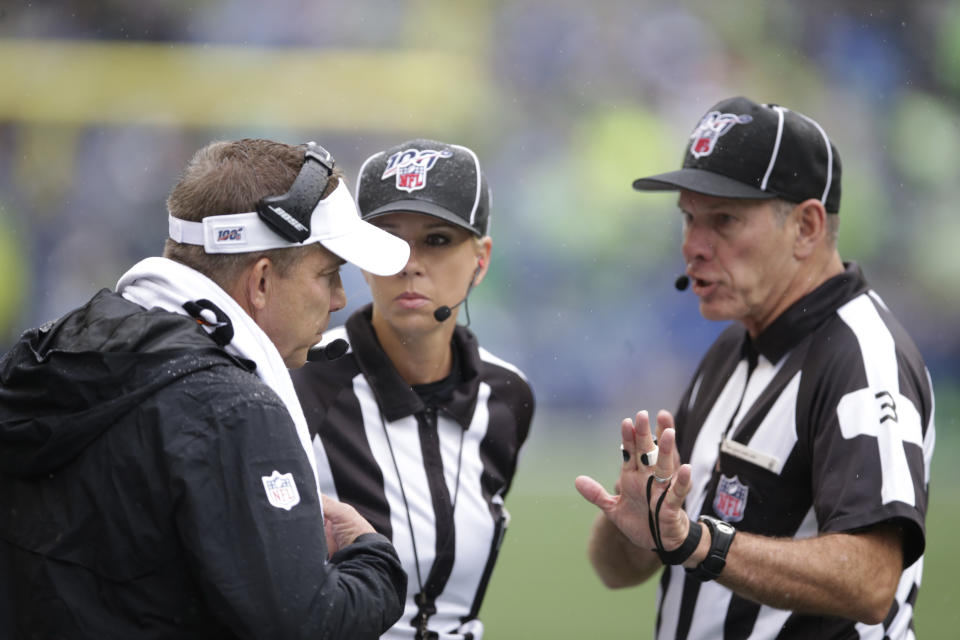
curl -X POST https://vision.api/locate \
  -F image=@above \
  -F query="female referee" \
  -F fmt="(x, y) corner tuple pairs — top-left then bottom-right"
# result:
(292, 138), (535, 640)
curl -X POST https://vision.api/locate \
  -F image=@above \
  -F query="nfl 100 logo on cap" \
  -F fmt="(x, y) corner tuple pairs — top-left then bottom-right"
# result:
(381, 148), (453, 193)
(633, 96), (842, 213)
(690, 111), (753, 158)
(262, 470), (301, 511)
(355, 137), (491, 237)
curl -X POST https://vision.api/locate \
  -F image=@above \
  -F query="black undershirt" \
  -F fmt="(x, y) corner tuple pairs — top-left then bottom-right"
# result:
(412, 345), (462, 406)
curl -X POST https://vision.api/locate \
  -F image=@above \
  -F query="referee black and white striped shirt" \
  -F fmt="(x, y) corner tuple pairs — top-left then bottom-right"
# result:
(292, 305), (534, 640)
(660, 263), (934, 640)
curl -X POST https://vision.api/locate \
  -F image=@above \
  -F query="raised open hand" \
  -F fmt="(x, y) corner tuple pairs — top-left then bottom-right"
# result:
(576, 410), (700, 561)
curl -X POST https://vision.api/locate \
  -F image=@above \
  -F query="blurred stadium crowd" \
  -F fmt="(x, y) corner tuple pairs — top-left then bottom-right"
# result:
(1, 0), (958, 418)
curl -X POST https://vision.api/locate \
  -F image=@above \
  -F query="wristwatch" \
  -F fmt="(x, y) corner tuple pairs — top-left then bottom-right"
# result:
(689, 515), (736, 582)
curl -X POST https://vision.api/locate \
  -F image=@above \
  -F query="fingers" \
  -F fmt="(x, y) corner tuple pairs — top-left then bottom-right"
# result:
(320, 494), (348, 554)
(663, 464), (693, 511)
(614, 409), (680, 487)
(320, 493), (350, 523)
(656, 410), (683, 468)
(323, 510), (339, 555)
(634, 410), (658, 463)
(584, 413), (692, 555)
(620, 417), (638, 469)
(621, 410), (660, 470)
(320, 492), (336, 515)
(575, 475), (618, 510)
(655, 410), (675, 440)
(651, 427), (679, 482)
(653, 464), (698, 553)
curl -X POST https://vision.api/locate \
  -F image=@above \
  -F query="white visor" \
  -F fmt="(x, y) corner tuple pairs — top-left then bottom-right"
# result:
(168, 181), (409, 276)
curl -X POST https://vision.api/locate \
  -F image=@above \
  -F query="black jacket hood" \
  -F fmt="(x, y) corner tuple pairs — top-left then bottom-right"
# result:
(0, 289), (245, 478)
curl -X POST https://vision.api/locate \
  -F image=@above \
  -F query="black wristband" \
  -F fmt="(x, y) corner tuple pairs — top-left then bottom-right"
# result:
(646, 476), (704, 566)
(687, 515), (736, 581)
(654, 518), (703, 565)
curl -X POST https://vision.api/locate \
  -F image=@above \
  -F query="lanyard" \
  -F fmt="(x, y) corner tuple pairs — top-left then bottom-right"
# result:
(380, 406), (465, 639)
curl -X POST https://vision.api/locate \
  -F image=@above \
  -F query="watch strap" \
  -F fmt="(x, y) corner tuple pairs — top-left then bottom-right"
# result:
(688, 515), (736, 581)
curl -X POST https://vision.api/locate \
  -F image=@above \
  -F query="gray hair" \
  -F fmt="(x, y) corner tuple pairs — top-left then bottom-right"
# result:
(771, 198), (839, 247)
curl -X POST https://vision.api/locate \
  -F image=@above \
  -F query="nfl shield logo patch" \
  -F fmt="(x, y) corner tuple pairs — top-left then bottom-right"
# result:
(713, 474), (748, 522)
(261, 470), (301, 511)
(396, 163), (427, 192)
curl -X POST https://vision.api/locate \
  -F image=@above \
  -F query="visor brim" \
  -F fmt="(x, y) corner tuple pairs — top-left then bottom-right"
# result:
(632, 168), (771, 200)
(319, 221), (410, 276)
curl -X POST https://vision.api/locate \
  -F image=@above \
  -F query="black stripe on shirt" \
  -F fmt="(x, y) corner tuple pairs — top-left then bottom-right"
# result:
(294, 354), (394, 539)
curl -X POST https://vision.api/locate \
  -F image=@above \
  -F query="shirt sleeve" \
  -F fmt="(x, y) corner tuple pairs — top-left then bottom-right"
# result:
(166, 375), (406, 639)
(801, 327), (930, 567)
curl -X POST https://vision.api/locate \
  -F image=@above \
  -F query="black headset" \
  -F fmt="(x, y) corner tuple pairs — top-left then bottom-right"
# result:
(255, 143), (336, 243)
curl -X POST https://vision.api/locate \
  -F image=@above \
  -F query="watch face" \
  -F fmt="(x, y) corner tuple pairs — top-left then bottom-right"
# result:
(717, 522), (735, 534)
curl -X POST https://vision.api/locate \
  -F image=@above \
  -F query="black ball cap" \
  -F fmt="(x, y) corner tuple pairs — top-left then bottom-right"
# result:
(633, 96), (842, 213)
(356, 138), (491, 236)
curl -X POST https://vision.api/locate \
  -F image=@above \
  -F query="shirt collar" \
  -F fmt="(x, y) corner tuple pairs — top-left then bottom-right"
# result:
(345, 305), (482, 427)
(752, 262), (869, 362)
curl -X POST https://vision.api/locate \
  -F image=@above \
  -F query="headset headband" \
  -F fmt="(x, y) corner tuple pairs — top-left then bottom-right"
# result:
(168, 141), (412, 276)
(255, 143), (335, 243)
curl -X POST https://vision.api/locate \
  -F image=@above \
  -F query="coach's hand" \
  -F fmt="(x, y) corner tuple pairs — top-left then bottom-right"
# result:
(321, 494), (376, 556)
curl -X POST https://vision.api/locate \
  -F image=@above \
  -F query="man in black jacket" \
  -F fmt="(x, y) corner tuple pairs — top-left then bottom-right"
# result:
(0, 138), (411, 639)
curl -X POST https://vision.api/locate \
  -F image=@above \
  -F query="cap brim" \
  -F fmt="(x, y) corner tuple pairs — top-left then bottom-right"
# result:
(362, 199), (481, 236)
(632, 168), (771, 200)
(320, 220), (410, 276)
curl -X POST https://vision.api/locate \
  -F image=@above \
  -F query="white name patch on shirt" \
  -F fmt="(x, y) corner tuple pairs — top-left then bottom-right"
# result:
(719, 438), (782, 472)
(262, 470), (301, 510)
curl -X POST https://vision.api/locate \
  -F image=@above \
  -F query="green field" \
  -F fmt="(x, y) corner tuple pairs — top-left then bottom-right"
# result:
(482, 392), (959, 638)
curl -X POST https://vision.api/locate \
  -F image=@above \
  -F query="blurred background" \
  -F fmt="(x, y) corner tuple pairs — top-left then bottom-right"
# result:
(1, 0), (957, 637)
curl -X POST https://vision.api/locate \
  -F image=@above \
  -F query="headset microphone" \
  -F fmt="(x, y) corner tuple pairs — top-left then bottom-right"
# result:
(433, 304), (456, 323)
(674, 274), (690, 291)
(434, 263), (483, 324)
(307, 338), (349, 362)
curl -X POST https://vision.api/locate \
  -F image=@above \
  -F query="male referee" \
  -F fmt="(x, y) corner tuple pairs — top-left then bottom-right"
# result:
(576, 96), (934, 639)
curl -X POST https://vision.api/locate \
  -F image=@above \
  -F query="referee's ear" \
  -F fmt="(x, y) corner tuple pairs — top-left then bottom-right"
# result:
(472, 236), (493, 287)
(792, 198), (829, 260)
